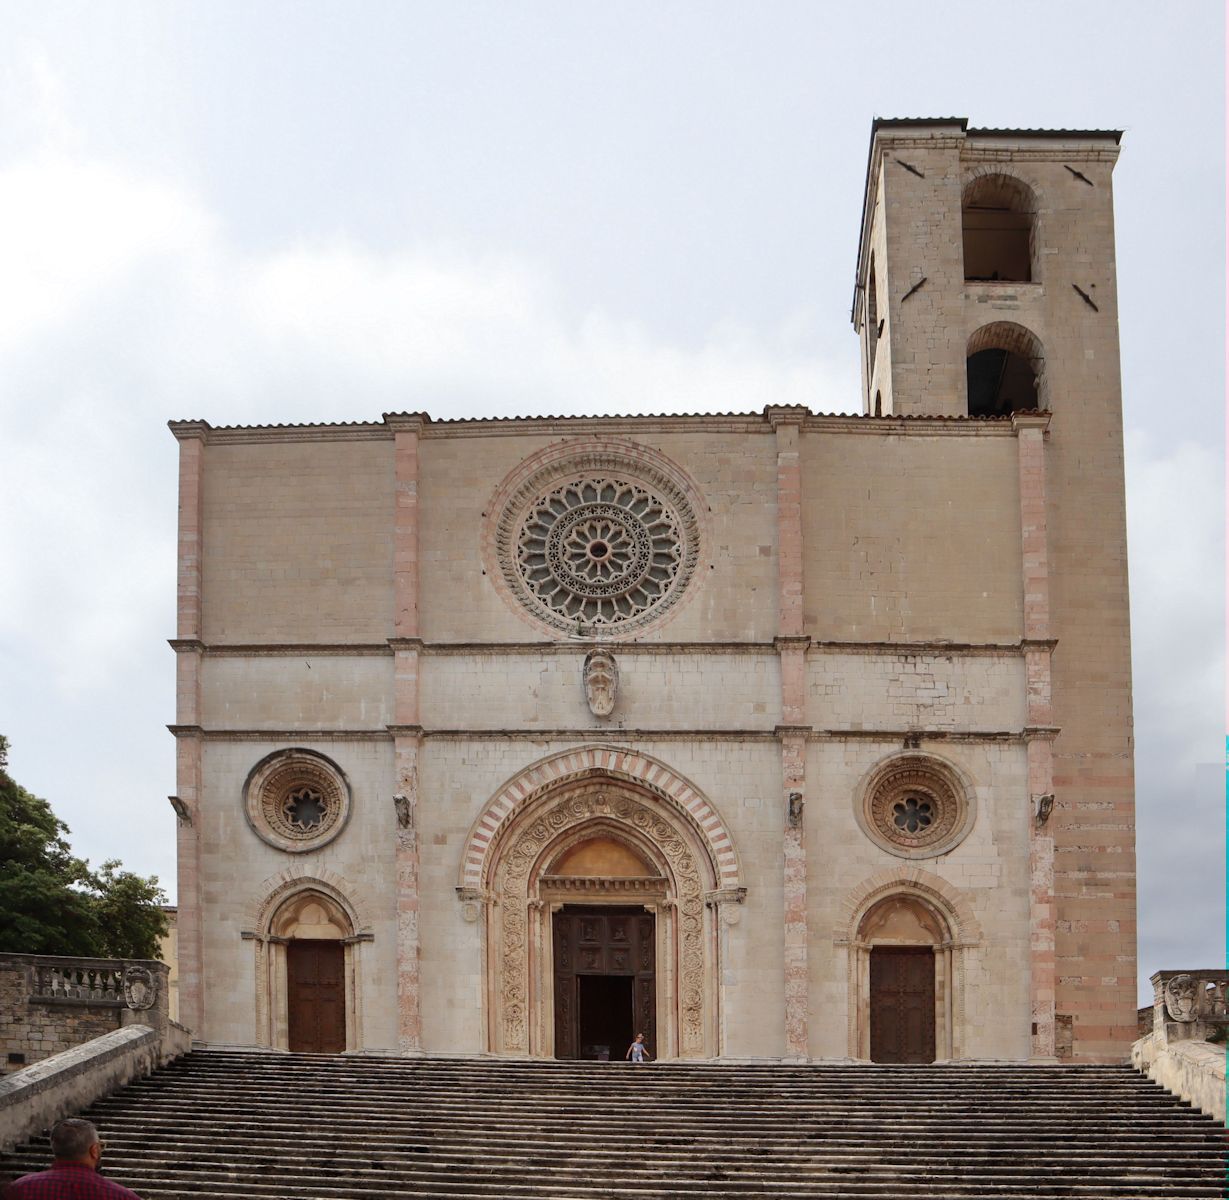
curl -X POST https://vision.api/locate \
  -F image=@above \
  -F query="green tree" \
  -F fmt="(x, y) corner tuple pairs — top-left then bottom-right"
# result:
(0, 735), (169, 959)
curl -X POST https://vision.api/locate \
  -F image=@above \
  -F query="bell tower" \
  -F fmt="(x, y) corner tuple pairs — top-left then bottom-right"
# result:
(852, 117), (1122, 420)
(852, 117), (1137, 1061)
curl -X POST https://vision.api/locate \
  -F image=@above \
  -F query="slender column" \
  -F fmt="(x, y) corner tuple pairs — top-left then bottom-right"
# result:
(169, 421), (208, 1037)
(768, 408), (811, 1059)
(1014, 411), (1057, 1061)
(390, 417), (424, 1052)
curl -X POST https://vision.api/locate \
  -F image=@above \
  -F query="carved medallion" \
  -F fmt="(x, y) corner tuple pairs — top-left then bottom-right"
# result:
(122, 965), (158, 1011)
(1164, 974), (1199, 1023)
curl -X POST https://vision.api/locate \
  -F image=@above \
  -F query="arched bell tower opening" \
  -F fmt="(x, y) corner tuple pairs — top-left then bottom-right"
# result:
(461, 748), (743, 1061)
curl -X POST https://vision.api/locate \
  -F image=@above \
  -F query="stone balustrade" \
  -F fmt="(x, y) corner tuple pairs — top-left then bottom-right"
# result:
(1132, 969), (1227, 1123)
(0, 954), (172, 1074)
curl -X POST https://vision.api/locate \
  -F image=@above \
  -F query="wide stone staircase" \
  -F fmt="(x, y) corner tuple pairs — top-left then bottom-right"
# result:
(2, 1050), (1226, 1198)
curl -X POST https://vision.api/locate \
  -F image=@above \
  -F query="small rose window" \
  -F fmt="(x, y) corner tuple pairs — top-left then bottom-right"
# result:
(858, 755), (975, 860)
(245, 750), (351, 854)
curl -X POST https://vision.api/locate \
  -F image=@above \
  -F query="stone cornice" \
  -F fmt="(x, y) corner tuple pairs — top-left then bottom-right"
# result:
(166, 410), (1026, 444)
(168, 726), (1041, 745)
(180, 637), (1038, 659)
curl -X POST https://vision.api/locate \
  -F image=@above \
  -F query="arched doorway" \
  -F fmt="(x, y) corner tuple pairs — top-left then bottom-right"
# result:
(465, 751), (742, 1060)
(254, 885), (362, 1053)
(841, 874), (979, 1063)
(545, 834), (662, 1060)
(861, 895), (945, 1063)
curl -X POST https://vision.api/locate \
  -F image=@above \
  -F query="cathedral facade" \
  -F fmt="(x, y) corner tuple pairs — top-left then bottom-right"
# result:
(169, 118), (1135, 1064)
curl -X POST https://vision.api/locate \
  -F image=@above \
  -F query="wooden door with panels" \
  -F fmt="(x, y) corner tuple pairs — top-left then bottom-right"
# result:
(553, 906), (655, 1060)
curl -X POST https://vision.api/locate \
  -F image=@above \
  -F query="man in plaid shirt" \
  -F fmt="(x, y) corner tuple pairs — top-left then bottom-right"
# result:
(4, 1119), (141, 1198)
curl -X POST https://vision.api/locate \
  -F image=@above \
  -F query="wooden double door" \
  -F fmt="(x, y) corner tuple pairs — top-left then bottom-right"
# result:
(869, 946), (936, 1063)
(553, 906), (655, 1060)
(287, 940), (346, 1053)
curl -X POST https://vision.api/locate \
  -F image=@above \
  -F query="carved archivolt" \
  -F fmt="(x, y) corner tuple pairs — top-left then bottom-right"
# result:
(492, 782), (712, 1058)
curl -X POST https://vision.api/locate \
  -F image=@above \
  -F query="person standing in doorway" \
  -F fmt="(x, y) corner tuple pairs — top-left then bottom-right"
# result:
(3, 1118), (142, 1198)
(625, 1033), (652, 1063)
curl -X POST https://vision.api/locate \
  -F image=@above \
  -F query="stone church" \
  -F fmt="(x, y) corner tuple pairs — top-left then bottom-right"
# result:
(168, 118), (1134, 1065)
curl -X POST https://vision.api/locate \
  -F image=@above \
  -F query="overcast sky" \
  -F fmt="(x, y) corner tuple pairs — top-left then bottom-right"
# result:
(0, 2), (1222, 1006)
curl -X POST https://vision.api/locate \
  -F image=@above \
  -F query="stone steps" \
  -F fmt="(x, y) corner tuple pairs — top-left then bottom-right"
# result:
(1, 1050), (1224, 1198)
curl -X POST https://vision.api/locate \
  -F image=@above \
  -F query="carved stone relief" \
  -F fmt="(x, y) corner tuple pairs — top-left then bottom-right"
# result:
(583, 649), (618, 717)
(122, 965), (158, 1011)
(1164, 974), (1199, 1023)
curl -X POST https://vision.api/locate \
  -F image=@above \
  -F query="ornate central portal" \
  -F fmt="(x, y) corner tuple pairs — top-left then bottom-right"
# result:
(465, 750), (743, 1061)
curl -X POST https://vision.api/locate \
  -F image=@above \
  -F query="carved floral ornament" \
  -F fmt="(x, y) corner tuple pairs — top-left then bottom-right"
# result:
(485, 444), (705, 638)
(856, 754), (975, 860)
(244, 749), (351, 854)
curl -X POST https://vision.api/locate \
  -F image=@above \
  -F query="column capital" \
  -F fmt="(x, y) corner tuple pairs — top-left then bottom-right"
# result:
(763, 404), (811, 428)
(1011, 411), (1051, 434)
(383, 411), (430, 434)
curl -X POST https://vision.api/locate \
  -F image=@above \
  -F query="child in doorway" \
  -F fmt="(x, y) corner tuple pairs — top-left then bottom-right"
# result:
(626, 1033), (652, 1063)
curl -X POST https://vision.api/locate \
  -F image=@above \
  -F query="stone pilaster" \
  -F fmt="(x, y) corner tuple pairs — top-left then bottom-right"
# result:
(168, 420), (208, 1037)
(1015, 411), (1056, 1060)
(768, 407), (810, 1059)
(390, 417), (425, 1052)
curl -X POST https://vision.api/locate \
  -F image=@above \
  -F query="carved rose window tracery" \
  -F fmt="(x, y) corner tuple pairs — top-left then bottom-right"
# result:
(858, 756), (975, 860)
(245, 751), (351, 854)
(487, 446), (704, 638)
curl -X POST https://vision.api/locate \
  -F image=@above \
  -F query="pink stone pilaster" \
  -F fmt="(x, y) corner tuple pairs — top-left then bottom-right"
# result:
(770, 410), (810, 1058)
(781, 733), (808, 1059)
(395, 734), (422, 1053)
(169, 424), (207, 1038)
(392, 422), (423, 1052)
(174, 732), (203, 1036)
(1015, 412), (1056, 1060)
(174, 429), (205, 641)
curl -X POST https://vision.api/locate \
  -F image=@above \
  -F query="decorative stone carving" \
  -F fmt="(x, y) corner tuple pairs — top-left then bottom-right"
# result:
(486, 446), (704, 638)
(856, 754), (975, 860)
(244, 749), (351, 854)
(122, 965), (158, 1011)
(495, 785), (707, 1057)
(787, 791), (804, 827)
(1164, 974), (1199, 1022)
(583, 649), (619, 717)
(394, 792), (414, 830)
(1034, 793), (1055, 827)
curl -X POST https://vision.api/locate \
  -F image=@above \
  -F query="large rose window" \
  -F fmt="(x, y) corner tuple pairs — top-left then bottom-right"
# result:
(486, 444), (703, 637)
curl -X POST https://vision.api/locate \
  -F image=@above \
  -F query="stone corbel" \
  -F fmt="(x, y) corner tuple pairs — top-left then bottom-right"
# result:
(705, 887), (747, 925)
(455, 887), (488, 924)
(787, 792), (805, 827)
(341, 933), (375, 946)
(168, 795), (193, 826)
(1033, 793), (1055, 828)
